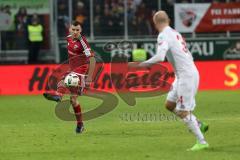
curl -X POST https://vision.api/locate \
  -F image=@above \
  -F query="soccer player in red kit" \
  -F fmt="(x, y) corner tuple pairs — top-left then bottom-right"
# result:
(43, 21), (96, 133)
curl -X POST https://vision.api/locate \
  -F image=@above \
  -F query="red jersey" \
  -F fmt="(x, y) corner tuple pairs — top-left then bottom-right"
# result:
(66, 35), (94, 72)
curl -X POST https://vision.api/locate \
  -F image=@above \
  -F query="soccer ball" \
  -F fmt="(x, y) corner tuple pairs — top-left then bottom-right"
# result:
(64, 73), (80, 87)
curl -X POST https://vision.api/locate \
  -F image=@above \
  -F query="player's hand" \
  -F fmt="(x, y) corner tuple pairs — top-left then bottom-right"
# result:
(85, 76), (92, 87)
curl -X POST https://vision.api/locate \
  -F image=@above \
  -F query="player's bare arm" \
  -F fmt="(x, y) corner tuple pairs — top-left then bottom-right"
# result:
(129, 12), (169, 69)
(86, 56), (96, 86)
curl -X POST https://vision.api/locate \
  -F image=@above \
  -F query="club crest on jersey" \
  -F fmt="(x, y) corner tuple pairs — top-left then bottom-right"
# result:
(74, 44), (78, 50)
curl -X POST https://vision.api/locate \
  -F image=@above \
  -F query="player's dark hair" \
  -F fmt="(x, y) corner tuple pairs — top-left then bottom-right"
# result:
(71, 21), (81, 26)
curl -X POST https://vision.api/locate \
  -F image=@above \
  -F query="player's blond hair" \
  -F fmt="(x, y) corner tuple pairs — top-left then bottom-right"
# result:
(153, 11), (170, 24)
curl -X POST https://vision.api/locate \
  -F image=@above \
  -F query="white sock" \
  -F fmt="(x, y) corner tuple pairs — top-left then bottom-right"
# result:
(182, 114), (207, 144)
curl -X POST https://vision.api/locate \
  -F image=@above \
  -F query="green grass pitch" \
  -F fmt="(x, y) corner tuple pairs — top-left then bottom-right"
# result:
(0, 90), (240, 160)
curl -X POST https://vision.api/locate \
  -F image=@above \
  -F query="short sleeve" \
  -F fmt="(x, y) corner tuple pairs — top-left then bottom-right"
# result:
(80, 35), (94, 57)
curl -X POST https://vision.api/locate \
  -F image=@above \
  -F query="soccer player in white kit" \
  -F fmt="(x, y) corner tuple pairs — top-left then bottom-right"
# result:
(130, 11), (209, 151)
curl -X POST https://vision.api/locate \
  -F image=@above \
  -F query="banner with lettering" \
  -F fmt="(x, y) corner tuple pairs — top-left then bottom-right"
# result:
(0, 61), (239, 95)
(174, 3), (240, 33)
(58, 39), (240, 63)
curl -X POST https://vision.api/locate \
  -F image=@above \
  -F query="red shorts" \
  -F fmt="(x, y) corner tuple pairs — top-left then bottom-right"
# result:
(57, 65), (88, 96)
(72, 64), (88, 75)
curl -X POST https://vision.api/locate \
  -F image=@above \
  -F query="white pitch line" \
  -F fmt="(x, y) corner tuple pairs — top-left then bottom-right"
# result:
(202, 117), (240, 121)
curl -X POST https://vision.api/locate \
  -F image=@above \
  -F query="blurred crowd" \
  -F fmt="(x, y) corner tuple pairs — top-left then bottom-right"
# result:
(57, 0), (239, 38)
(93, 0), (158, 36)
(1, 0), (239, 46)
(94, 0), (124, 36)
(57, 0), (158, 37)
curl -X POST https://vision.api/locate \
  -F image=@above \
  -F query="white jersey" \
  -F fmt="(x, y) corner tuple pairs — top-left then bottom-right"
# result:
(142, 26), (197, 77)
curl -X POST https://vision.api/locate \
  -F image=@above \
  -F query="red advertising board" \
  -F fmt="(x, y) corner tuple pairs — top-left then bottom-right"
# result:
(196, 3), (240, 32)
(0, 61), (239, 95)
(175, 3), (240, 33)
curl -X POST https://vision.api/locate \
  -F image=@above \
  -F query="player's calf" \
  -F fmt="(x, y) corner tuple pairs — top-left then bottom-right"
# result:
(165, 101), (176, 112)
(176, 110), (208, 145)
(176, 110), (209, 134)
(70, 96), (84, 133)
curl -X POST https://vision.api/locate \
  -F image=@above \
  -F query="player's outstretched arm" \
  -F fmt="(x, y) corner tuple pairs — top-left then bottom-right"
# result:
(128, 39), (168, 69)
(128, 49), (166, 69)
(86, 56), (96, 86)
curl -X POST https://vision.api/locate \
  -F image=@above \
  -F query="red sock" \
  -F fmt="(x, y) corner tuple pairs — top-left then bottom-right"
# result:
(72, 104), (83, 125)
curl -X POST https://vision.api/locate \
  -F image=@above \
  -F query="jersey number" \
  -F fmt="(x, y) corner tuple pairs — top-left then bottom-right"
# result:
(177, 35), (188, 53)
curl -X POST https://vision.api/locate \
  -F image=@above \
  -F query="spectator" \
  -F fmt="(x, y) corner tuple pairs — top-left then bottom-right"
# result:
(101, 9), (114, 36)
(27, 14), (43, 64)
(3, 5), (11, 15)
(57, 0), (69, 37)
(111, 1), (124, 35)
(73, 0), (90, 35)
(94, 4), (103, 36)
(128, 17), (138, 36)
(15, 7), (28, 49)
(93, 0), (124, 37)
(1, 5), (15, 50)
(127, 0), (157, 36)
(162, 0), (174, 27)
(74, 1), (87, 25)
(135, 2), (152, 35)
(136, 14), (150, 35)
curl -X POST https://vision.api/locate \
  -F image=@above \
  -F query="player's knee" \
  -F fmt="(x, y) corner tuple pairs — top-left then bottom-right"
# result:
(165, 101), (176, 112)
(175, 110), (189, 119)
(70, 96), (78, 106)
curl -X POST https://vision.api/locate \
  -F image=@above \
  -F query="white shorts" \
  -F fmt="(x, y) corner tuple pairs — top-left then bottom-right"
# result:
(166, 71), (199, 111)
